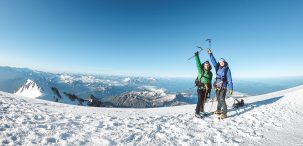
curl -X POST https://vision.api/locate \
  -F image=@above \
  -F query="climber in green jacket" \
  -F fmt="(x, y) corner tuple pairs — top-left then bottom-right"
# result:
(194, 51), (213, 117)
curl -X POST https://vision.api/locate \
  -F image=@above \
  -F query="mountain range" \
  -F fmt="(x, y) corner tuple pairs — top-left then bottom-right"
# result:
(0, 66), (197, 108)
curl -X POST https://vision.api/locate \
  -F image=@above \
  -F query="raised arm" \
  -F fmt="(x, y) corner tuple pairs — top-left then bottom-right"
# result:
(194, 52), (203, 75)
(208, 49), (218, 71)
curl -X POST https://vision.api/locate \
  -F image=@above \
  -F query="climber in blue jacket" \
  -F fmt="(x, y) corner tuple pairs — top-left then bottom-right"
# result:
(207, 48), (233, 119)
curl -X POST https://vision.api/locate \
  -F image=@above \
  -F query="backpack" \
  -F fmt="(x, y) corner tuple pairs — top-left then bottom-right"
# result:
(232, 99), (245, 108)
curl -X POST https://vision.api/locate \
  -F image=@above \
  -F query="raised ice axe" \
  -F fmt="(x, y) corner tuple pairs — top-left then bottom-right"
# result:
(205, 39), (212, 48)
(187, 46), (203, 61)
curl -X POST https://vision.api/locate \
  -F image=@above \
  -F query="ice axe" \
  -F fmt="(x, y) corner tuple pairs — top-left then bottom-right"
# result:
(205, 39), (212, 48)
(187, 46), (203, 61)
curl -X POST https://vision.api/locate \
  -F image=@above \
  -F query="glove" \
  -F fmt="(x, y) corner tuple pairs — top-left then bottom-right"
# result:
(229, 90), (233, 95)
(194, 51), (199, 56)
(207, 48), (212, 54)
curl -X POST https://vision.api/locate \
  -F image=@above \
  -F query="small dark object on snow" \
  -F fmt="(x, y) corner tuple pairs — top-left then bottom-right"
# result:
(232, 99), (245, 108)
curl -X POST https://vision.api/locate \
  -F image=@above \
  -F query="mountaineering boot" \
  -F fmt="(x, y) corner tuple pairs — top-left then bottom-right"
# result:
(218, 114), (227, 120)
(195, 112), (202, 118)
(200, 112), (208, 117)
(200, 109), (208, 116)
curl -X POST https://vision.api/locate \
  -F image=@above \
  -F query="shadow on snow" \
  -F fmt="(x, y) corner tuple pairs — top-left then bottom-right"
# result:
(228, 96), (284, 118)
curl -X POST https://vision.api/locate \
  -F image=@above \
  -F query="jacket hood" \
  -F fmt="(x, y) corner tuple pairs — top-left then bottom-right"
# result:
(218, 61), (229, 68)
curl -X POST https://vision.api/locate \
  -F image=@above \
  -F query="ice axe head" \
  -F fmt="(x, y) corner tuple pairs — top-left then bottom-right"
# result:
(196, 46), (203, 51)
(205, 39), (212, 48)
(187, 46), (203, 61)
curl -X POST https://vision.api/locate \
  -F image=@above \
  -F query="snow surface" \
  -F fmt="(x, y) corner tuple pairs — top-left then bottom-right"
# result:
(1, 86), (303, 146)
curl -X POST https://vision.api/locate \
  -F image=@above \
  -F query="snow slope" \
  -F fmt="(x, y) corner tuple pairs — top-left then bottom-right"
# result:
(1, 85), (303, 146)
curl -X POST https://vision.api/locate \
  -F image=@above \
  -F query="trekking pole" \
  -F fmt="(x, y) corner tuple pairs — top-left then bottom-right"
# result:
(187, 46), (203, 61)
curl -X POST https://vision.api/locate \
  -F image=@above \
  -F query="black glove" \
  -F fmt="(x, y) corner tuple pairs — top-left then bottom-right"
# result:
(194, 51), (199, 56)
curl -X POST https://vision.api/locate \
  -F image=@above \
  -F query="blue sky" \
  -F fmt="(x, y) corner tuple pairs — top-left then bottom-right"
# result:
(0, 0), (302, 78)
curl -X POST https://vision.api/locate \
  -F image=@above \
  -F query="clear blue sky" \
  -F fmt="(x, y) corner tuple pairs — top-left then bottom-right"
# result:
(0, 0), (302, 78)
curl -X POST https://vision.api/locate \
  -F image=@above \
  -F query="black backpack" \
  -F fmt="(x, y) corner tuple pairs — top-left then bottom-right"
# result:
(232, 99), (245, 108)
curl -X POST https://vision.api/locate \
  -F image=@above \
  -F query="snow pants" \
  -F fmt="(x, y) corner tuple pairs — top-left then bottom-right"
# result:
(216, 88), (227, 115)
(195, 89), (206, 113)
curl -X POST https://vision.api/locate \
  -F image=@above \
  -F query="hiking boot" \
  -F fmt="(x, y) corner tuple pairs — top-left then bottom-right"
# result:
(195, 111), (200, 115)
(195, 112), (202, 118)
(213, 110), (221, 115)
(201, 112), (208, 116)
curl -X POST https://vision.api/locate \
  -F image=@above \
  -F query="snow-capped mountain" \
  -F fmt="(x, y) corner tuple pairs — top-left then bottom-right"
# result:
(15, 79), (43, 98)
(3, 66), (303, 108)
(1, 85), (303, 145)
(13, 78), (90, 106)
(0, 66), (197, 108)
(107, 86), (195, 108)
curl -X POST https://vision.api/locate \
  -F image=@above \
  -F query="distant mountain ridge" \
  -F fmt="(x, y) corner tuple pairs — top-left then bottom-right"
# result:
(0, 66), (197, 108)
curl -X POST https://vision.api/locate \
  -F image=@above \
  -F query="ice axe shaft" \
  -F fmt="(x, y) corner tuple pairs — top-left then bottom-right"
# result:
(187, 46), (203, 61)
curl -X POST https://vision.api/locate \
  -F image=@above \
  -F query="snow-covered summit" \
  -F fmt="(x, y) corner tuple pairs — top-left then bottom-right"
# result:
(1, 85), (303, 145)
(15, 79), (43, 98)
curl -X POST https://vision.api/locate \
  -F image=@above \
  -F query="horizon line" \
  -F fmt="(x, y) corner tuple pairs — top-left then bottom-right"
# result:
(0, 65), (302, 79)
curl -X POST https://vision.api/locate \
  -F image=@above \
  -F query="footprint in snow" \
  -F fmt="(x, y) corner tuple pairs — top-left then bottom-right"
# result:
(46, 137), (57, 143)
(35, 115), (45, 120)
(0, 127), (6, 131)
(60, 133), (71, 140)
(9, 135), (18, 141)
(2, 139), (10, 145)
(37, 124), (53, 130)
